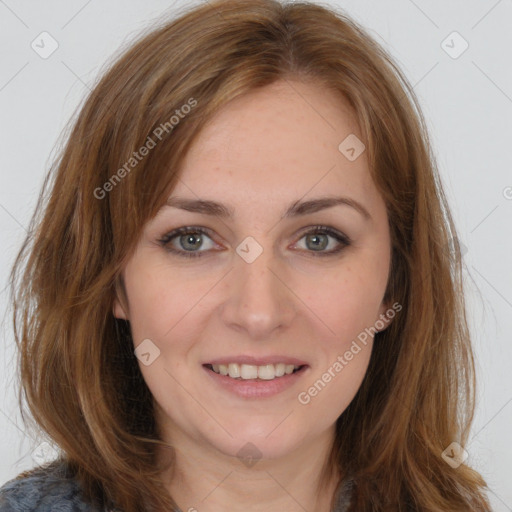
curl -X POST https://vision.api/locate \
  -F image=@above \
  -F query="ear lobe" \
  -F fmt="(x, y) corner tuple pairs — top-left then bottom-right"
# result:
(376, 301), (394, 332)
(113, 298), (128, 320)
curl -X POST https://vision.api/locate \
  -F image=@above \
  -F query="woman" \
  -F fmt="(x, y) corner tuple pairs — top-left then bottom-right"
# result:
(0, 0), (492, 510)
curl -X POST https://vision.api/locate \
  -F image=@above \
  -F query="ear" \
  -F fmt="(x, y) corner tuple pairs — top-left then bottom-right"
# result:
(375, 299), (399, 333)
(113, 277), (129, 320)
(113, 297), (128, 320)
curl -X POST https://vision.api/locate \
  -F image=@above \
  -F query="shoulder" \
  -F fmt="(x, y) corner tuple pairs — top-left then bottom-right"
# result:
(0, 460), (104, 512)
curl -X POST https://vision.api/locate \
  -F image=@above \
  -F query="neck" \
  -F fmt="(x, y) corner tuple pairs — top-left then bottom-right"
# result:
(156, 423), (342, 512)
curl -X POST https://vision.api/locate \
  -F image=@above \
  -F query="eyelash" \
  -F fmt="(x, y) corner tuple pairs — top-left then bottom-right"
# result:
(157, 225), (351, 259)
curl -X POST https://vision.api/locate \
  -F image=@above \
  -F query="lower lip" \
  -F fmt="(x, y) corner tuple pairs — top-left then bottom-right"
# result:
(203, 365), (309, 399)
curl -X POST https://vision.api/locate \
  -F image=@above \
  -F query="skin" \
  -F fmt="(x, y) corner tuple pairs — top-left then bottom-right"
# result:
(114, 78), (393, 512)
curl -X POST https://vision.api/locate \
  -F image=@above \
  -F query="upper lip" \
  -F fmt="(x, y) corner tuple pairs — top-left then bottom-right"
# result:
(204, 355), (308, 366)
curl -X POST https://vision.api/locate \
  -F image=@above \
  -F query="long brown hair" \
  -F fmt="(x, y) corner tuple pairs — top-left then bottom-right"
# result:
(9, 0), (491, 510)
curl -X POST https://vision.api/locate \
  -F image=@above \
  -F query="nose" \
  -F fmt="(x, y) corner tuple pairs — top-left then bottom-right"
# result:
(219, 246), (296, 340)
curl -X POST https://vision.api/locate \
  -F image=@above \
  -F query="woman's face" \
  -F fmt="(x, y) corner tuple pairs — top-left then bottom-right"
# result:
(114, 79), (392, 463)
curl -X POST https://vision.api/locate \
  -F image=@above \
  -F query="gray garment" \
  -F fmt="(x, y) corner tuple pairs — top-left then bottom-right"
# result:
(0, 461), (102, 512)
(0, 461), (353, 511)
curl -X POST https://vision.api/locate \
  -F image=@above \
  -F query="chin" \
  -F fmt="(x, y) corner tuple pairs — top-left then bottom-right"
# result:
(208, 424), (302, 462)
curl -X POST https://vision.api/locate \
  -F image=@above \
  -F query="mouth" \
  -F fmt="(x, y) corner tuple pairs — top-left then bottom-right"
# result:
(202, 362), (309, 399)
(204, 362), (307, 381)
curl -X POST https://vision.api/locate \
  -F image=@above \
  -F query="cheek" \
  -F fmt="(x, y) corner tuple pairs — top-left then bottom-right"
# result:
(296, 339), (373, 420)
(330, 344), (372, 411)
(296, 253), (386, 412)
(301, 260), (386, 342)
(124, 263), (212, 342)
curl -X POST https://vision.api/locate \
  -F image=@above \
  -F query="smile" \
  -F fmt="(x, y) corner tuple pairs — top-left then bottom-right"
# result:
(203, 363), (309, 399)
(205, 362), (304, 380)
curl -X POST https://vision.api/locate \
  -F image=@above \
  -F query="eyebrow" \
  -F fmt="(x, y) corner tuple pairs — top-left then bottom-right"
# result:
(163, 196), (371, 221)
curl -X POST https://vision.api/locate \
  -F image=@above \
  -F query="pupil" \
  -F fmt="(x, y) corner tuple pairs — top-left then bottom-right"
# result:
(307, 234), (327, 251)
(182, 233), (201, 250)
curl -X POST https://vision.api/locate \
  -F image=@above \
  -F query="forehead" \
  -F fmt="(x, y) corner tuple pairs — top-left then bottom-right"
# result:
(171, 79), (374, 207)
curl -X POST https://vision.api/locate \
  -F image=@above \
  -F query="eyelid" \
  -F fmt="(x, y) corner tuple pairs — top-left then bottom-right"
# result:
(157, 225), (351, 258)
(157, 226), (219, 252)
(294, 224), (351, 245)
(290, 225), (351, 257)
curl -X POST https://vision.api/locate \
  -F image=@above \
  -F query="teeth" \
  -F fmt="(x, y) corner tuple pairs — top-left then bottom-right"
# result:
(285, 364), (295, 375)
(228, 363), (240, 378)
(211, 362), (301, 380)
(275, 363), (286, 377)
(241, 364), (258, 379)
(258, 364), (275, 380)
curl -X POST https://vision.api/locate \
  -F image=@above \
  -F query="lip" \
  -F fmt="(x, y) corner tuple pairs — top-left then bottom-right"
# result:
(202, 363), (309, 399)
(204, 355), (308, 366)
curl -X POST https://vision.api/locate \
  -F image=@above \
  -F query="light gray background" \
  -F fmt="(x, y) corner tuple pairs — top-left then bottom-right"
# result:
(0, 0), (511, 510)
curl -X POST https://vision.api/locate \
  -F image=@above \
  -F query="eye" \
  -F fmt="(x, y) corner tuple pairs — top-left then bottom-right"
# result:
(157, 226), (219, 258)
(293, 225), (351, 257)
(157, 225), (351, 259)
